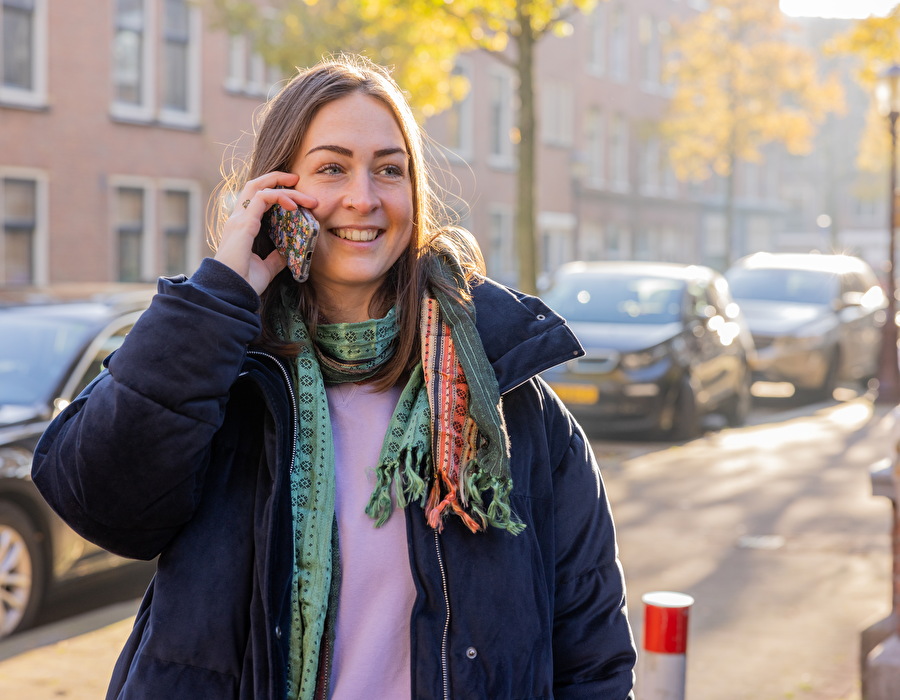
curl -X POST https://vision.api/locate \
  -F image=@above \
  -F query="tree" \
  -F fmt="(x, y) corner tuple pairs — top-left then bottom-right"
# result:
(826, 5), (900, 174)
(661, 0), (843, 266)
(431, 0), (598, 294)
(207, 0), (599, 295)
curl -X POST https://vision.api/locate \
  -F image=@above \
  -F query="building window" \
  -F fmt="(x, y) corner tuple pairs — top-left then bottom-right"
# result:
(488, 66), (515, 168)
(610, 4), (628, 84)
(488, 205), (516, 286)
(443, 60), (474, 159)
(586, 108), (605, 187)
(610, 114), (629, 191)
(639, 131), (660, 195)
(587, 5), (606, 75)
(1, 0), (46, 107)
(162, 188), (190, 275)
(162, 0), (189, 112)
(541, 81), (573, 147)
(111, 0), (200, 126)
(115, 186), (145, 282)
(639, 14), (661, 90)
(225, 33), (281, 98)
(2, 177), (36, 285)
(538, 212), (576, 282)
(579, 222), (604, 261)
(112, 0), (148, 107)
(606, 223), (631, 259)
(634, 228), (653, 260)
(853, 195), (879, 225)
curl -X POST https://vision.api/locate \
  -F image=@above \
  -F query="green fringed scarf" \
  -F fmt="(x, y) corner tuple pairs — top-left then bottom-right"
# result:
(277, 257), (524, 700)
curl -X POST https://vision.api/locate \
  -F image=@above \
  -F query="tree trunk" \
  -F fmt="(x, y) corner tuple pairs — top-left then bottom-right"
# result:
(514, 2), (538, 295)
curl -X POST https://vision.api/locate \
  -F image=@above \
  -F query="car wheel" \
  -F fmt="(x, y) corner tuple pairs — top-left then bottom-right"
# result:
(724, 370), (752, 427)
(668, 379), (701, 441)
(0, 502), (46, 638)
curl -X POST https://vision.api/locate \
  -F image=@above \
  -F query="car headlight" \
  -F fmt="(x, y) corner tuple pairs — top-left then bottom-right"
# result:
(620, 342), (669, 370)
(774, 317), (836, 351)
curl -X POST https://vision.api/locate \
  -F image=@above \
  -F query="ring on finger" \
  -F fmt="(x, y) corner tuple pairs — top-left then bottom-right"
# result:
(241, 198), (251, 209)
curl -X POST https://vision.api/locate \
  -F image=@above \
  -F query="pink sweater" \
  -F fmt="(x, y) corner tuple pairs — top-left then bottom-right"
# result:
(325, 381), (414, 700)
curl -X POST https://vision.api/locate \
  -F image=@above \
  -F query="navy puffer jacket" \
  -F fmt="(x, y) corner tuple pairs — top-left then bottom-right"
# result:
(32, 258), (636, 699)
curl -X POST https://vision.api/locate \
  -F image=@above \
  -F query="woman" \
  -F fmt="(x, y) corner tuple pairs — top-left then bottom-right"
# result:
(33, 54), (635, 699)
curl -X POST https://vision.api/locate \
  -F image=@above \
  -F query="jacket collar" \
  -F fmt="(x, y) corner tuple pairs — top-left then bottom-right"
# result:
(471, 278), (584, 395)
(246, 278), (584, 397)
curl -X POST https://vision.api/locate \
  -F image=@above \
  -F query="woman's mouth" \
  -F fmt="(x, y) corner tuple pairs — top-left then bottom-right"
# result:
(332, 228), (380, 242)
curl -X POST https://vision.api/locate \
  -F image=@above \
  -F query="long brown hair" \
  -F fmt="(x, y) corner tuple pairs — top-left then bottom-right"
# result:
(212, 54), (484, 390)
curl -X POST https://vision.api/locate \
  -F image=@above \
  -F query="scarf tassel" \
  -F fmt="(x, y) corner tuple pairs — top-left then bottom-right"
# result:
(365, 447), (430, 527)
(424, 459), (526, 535)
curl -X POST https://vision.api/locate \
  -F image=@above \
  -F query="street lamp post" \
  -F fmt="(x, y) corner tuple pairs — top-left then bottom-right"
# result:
(876, 64), (900, 405)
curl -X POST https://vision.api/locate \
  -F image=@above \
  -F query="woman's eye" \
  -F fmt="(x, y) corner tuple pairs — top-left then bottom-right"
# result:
(380, 164), (404, 177)
(318, 163), (343, 175)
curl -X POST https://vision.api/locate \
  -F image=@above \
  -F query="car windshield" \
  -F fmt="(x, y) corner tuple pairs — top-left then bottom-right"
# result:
(725, 268), (839, 306)
(545, 273), (685, 324)
(0, 314), (95, 406)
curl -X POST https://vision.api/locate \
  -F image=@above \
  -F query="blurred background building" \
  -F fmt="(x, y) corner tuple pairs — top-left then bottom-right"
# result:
(0, 0), (887, 290)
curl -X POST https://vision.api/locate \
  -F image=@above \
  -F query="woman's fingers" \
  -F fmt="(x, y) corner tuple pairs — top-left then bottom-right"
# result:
(215, 172), (317, 295)
(232, 172), (317, 216)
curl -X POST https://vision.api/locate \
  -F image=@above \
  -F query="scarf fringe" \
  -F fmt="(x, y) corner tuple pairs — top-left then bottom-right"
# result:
(428, 458), (525, 535)
(366, 452), (525, 535)
(365, 446), (430, 527)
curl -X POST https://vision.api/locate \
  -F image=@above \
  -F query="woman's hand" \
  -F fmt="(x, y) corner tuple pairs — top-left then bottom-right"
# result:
(215, 172), (318, 295)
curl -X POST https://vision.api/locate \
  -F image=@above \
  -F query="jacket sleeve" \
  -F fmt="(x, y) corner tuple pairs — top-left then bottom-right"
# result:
(546, 386), (637, 699)
(31, 258), (263, 560)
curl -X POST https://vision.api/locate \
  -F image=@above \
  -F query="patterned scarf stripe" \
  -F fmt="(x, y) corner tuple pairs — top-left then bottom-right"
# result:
(421, 297), (483, 533)
(428, 281), (510, 480)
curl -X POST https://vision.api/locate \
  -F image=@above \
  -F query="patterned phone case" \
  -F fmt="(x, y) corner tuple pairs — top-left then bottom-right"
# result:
(264, 204), (320, 282)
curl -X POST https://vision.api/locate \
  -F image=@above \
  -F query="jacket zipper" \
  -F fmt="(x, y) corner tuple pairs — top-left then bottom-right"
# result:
(434, 529), (451, 700)
(246, 350), (299, 475)
(245, 350), (304, 699)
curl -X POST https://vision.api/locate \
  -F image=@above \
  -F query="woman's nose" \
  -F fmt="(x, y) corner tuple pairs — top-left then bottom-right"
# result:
(344, 177), (379, 213)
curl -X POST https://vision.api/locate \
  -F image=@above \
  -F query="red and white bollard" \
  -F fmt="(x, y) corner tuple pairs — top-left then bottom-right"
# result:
(638, 591), (694, 700)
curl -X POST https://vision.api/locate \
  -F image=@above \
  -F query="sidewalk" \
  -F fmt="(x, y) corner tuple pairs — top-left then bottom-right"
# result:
(2, 397), (897, 699)
(0, 600), (138, 699)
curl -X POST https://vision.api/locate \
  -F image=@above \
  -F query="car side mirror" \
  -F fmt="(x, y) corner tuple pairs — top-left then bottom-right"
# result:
(838, 292), (864, 310)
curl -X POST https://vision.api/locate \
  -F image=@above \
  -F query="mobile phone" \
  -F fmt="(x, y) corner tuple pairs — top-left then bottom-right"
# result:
(261, 203), (320, 283)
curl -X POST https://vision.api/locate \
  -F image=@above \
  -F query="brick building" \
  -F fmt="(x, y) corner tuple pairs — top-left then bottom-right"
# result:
(0, 0), (277, 286)
(0, 0), (885, 290)
(424, 2), (885, 288)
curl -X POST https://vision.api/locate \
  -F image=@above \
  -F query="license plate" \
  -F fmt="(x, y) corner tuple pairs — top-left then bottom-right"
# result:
(550, 383), (599, 405)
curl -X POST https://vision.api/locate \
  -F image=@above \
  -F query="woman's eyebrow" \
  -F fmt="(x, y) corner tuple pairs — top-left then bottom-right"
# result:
(305, 145), (407, 158)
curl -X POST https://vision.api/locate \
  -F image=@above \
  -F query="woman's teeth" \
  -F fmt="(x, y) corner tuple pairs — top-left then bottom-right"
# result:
(333, 228), (379, 242)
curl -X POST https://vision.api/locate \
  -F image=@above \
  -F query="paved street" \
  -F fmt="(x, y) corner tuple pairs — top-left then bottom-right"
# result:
(0, 393), (896, 699)
(600, 393), (896, 700)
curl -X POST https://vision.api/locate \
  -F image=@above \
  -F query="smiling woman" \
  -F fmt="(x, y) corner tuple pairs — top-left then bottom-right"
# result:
(30, 54), (636, 700)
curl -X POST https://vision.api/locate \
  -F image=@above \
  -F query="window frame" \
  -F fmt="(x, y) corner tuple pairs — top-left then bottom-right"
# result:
(157, 0), (201, 127)
(110, 176), (156, 282)
(111, 0), (156, 122)
(159, 177), (202, 276)
(0, 167), (47, 285)
(488, 64), (516, 170)
(0, 0), (47, 108)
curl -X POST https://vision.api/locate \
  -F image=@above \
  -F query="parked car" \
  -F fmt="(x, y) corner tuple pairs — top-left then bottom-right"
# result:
(0, 285), (155, 638)
(724, 252), (887, 400)
(540, 261), (755, 439)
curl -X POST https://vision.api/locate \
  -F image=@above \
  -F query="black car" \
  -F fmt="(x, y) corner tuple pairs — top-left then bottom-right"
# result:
(541, 261), (755, 439)
(0, 285), (154, 638)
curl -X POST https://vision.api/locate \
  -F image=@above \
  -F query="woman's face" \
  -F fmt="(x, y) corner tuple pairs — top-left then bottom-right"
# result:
(290, 92), (414, 321)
